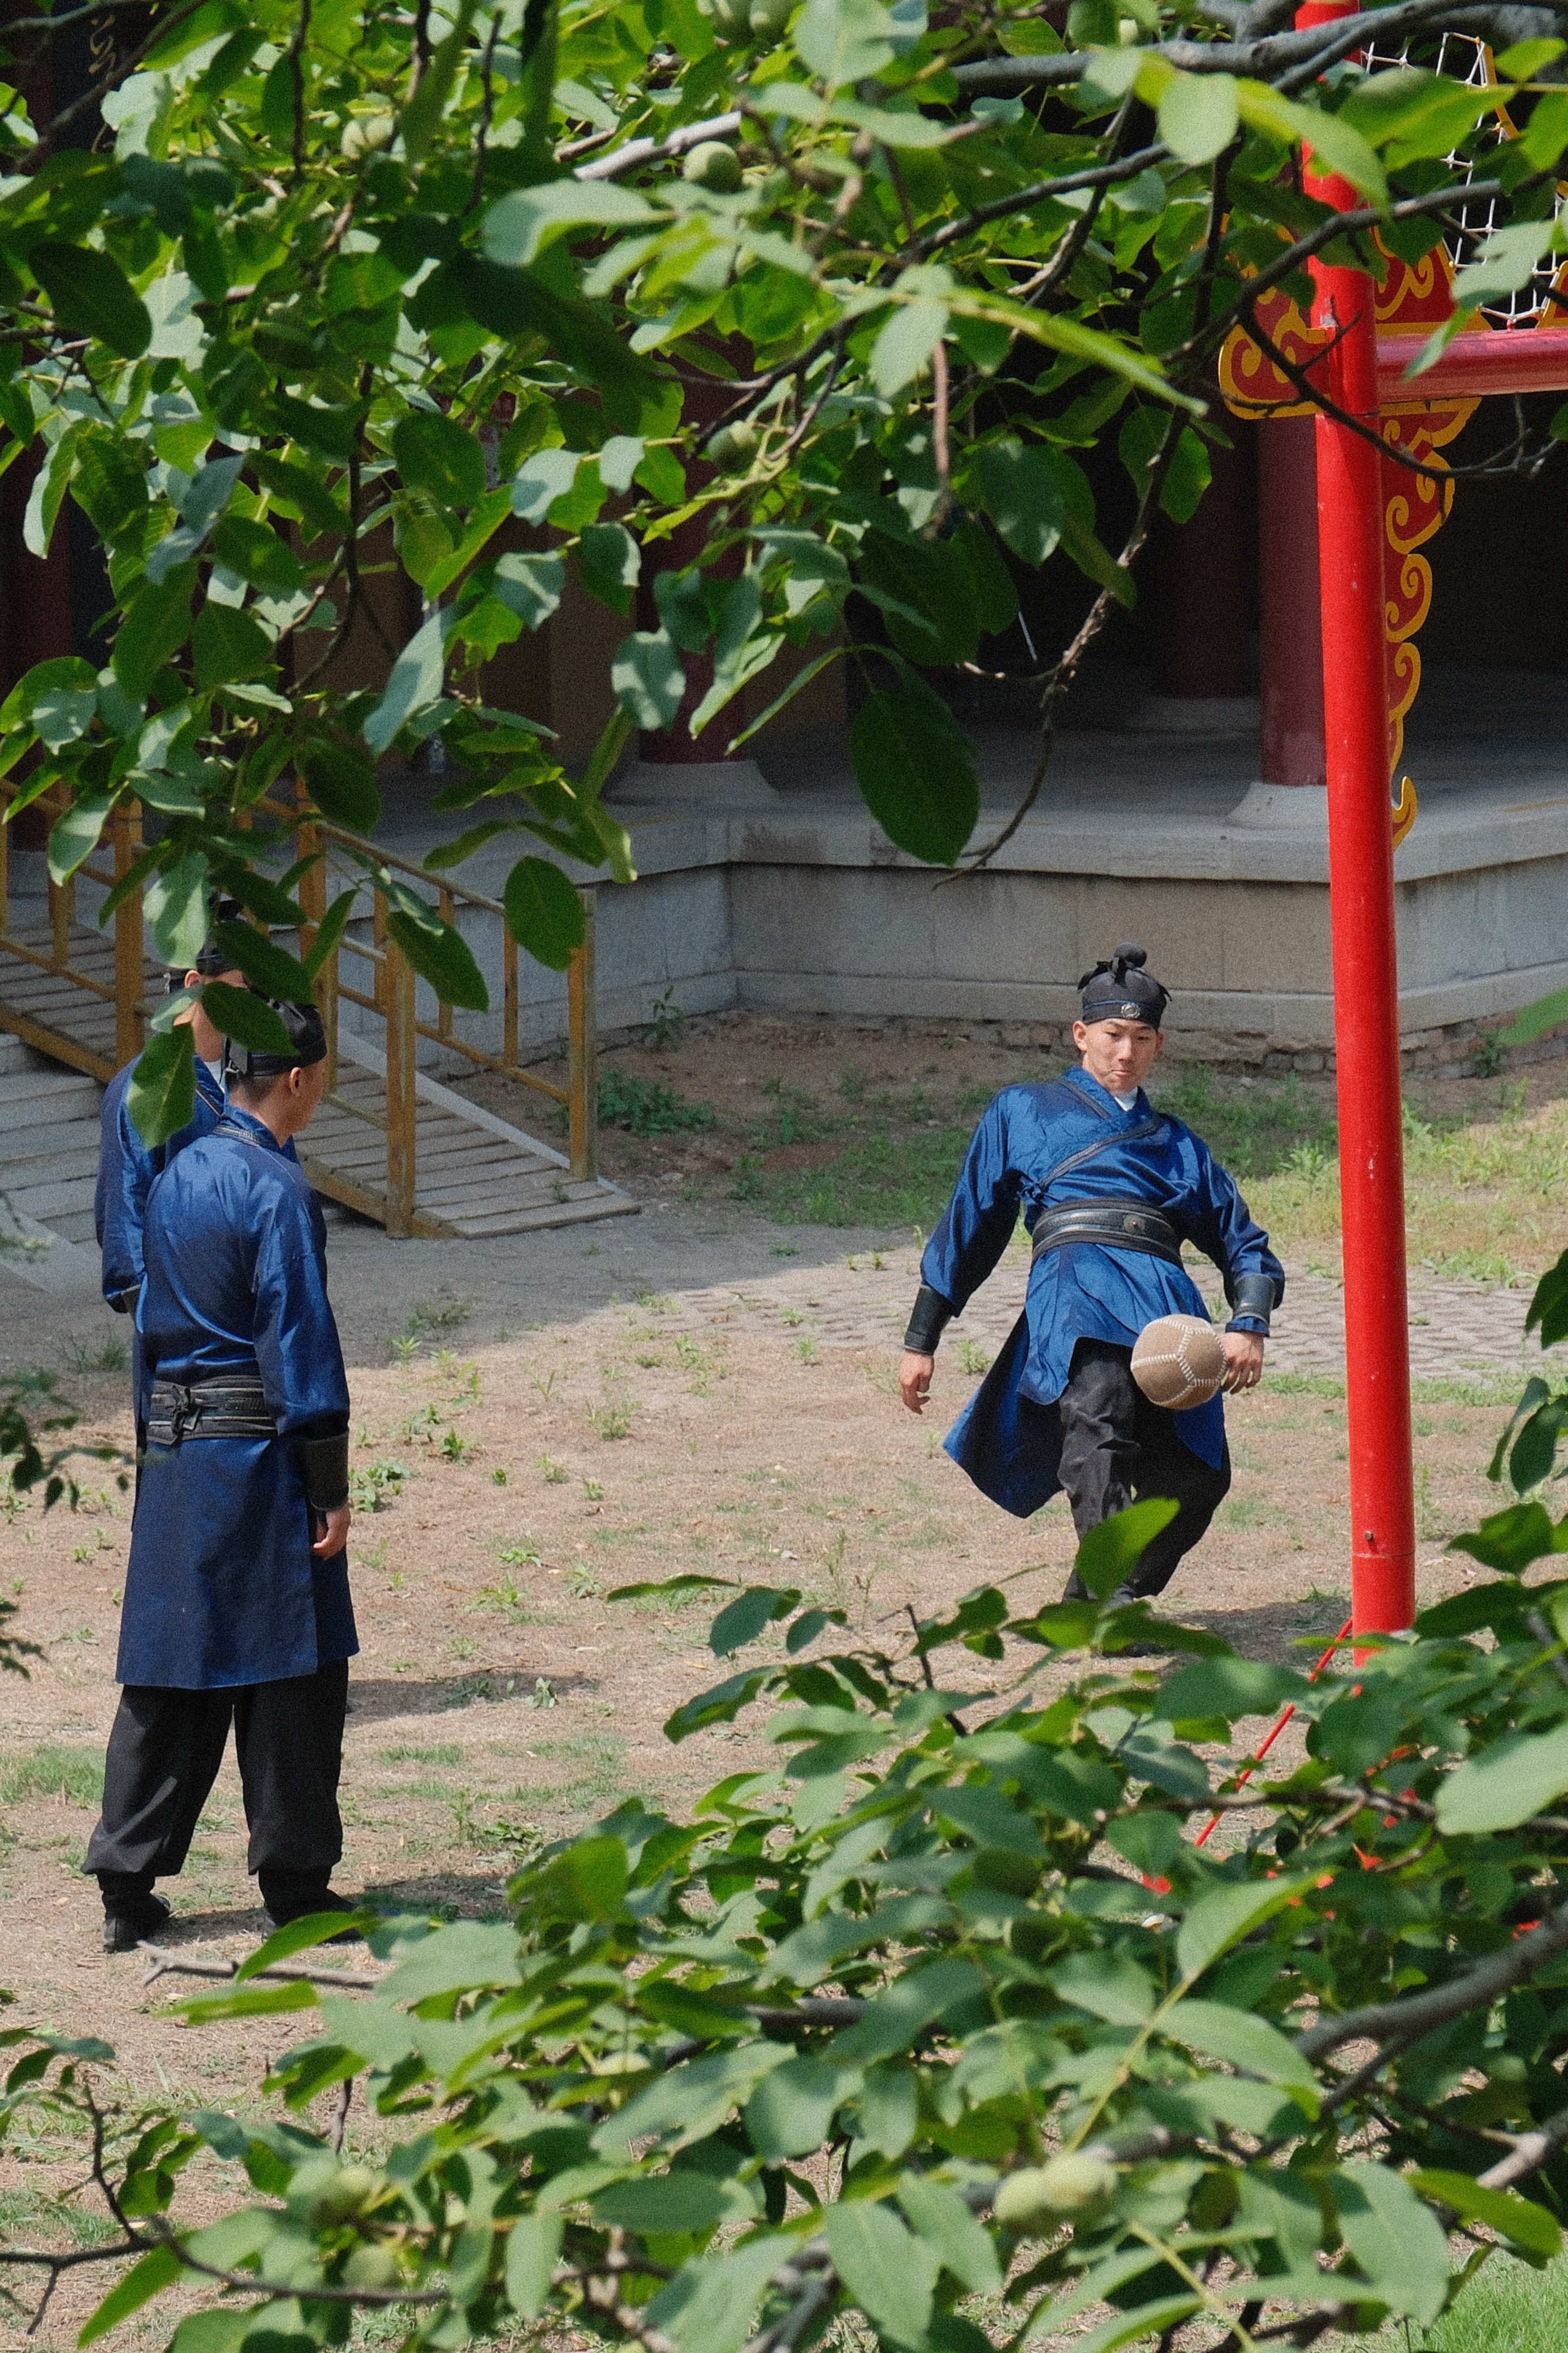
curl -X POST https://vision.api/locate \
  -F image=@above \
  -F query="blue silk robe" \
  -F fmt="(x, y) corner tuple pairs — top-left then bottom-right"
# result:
(96, 1052), (226, 1303)
(118, 1106), (357, 1689)
(924, 1067), (1283, 1518)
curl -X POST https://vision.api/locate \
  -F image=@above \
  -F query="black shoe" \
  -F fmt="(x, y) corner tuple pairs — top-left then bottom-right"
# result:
(102, 1893), (170, 1954)
(262, 1886), (361, 1942)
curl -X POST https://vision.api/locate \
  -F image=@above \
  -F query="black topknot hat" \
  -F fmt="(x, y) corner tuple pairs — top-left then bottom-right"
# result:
(1077, 941), (1169, 1027)
(166, 893), (245, 988)
(222, 994), (328, 1084)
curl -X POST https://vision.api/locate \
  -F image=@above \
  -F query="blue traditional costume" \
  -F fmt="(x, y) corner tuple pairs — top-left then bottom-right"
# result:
(86, 998), (358, 1952)
(906, 946), (1282, 1604)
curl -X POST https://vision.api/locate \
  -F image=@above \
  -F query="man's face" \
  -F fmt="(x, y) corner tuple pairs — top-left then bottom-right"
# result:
(1074, 1016), (1163, 1093)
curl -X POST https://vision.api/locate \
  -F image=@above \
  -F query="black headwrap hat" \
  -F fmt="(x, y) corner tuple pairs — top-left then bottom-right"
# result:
(222, 994), (329, 1084)
(1077, 941), (1170, 1028)
(166, 892), (245, 989)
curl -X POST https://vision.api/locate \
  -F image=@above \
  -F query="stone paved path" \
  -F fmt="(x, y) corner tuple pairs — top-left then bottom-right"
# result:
(669, 1243), (1540, 1388)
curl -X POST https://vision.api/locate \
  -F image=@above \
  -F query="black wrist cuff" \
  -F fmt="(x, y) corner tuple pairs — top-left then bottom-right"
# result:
(109, 1286), (139, 1316)
(904, 1284), (954, 1355)
(299, 1433), (350, 1511)
(1228, 1273), (1277, 1330)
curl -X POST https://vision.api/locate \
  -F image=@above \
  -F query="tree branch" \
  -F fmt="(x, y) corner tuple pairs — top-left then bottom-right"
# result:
(1295, 1896), (1568, 2062)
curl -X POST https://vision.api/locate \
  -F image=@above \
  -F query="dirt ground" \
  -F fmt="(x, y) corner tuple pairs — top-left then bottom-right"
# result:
(0, 1012), (1535, 2347)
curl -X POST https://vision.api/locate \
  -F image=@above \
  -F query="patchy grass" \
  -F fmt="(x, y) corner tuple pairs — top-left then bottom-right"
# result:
(0, 1745), (103, 1807)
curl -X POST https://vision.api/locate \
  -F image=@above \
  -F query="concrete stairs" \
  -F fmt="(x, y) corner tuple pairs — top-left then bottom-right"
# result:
(0, 1033), (104, 1292)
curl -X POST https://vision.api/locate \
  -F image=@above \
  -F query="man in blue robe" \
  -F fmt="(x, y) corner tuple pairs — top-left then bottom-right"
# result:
(85, 997), (359, 1954)
(900, 944), (1282, 1609)
(95, 903), (245, 1441)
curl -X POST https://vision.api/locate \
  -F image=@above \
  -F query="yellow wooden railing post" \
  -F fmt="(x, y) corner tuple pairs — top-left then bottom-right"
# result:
(568, 889), (597, 1184)
(112, 800), (144, 1068)
(384, 921), (417, 1238)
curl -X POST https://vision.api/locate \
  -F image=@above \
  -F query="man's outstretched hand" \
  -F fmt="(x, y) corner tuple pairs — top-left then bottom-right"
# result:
(900, 1351), (935, 1414)
(1221, 1331), (1265, 1393)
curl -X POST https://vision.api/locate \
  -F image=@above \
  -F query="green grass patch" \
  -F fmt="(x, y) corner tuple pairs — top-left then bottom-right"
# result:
(0, 2186), (118, 2247)
(1355, 2251), (1568, 2349)
(599, 1068), (715, 1135)
(0, 1744), (103, 1807)
(381, 1744), (464, 1766)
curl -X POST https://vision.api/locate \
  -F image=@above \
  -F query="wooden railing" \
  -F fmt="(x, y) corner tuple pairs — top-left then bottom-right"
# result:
(0, 785), (598, 1238)
(0, 784), (146, 1078)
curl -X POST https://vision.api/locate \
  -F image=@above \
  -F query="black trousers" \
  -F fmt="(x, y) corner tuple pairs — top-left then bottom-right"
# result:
(84, 1660), (348, 1909)
(1057, 1339), (1230, 1601)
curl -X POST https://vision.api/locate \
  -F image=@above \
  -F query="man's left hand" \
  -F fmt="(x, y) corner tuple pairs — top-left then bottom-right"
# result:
(1221, 1331), (1264, 1393)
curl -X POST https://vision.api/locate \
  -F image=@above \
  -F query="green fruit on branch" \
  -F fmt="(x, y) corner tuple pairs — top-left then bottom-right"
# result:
(708, 0), (753, 31)
(682, 140), (744, 193)
(306, 2165), (382, 2227)
(343, 2243), (401, 2290)
(993, 2154), (1118, 2231)
(705, 421), (759, 469)
(749, 0), (793, 33)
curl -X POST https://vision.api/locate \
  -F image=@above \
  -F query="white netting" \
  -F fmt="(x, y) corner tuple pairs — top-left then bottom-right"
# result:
(1358, 32), (1567, 326)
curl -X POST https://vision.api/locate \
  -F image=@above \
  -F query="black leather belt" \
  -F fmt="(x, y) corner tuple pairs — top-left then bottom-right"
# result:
(1030, 1200), (1182, 1268)
(146, 1380), (277, 1446)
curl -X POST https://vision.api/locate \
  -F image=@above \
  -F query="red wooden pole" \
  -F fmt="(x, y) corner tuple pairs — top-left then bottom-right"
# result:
(1298, 0), (1415, 1634)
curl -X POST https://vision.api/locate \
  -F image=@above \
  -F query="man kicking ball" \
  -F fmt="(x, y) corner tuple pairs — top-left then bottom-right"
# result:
(900, 944), (1283, 1609)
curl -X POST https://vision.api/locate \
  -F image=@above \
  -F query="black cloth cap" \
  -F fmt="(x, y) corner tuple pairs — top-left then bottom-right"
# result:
(1077, 941), (1169, 1027)
(166, 893), (245, 988)
(223, 994), (328, 1083)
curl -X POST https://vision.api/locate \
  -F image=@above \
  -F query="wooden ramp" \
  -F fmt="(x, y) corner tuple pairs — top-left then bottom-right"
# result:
(0, 917), (637, 1248)
(309, 1032), (636, 1239)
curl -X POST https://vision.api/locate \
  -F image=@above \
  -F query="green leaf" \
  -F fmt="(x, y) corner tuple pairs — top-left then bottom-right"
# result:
(393, 409), (487, 510)
(113, 571), (196, 699)
(1436, 1723), (1568, 1835)
(895, 2173), (1001, 2294)
(364, 609), (453, 755)
(642, 2231), (789, 2353)
(849, 682), (977, 867)
(870, 296), (948, 398)
(1155, 1657), (1308, 1722)
(1157, 71), (1239, 163)
(505, 2207), (563, 2316)
(211, 921), (313, 1002)
(383, 886), (490, 1011)
(503, 856), (584, 972)
(400, 0), (478, 162)
(145, 851), (213, 969)
(1523, 88), (1568, 173)
(973, 437), (1065, 566)
(594, 2173), (732, 2233)
(198, 983), (293, 1055)
(298, 735), (381, 832)
(1236, 81), (1388, 205)
(1047, 1951), (1156, 2026)
(126, 1026), (196, 1148)
(1176, 1876), (1319, 1984)
(1507, 986), (1568, 1046)
(1073, 1496), (1180, 1599)
(1528, 1249), (1568, 1348)
(483, 180), (658, 269)
(795, 0), (900, 87)
(745, 2054), (863, 2160)
(250, 454), (347, 541)
(1407, 2169), (1561, 2261)
(830, 1958), (983, 2062)
(47, 791), (113, 885)
(710, 1584), (799, 1657)
(210, 515), (306, 595)
(193, 602), (273, 690)
(826, 2199), (939, 2348)
(30, 241), (152, 357)
(1334, 2162), (1449, 2324)
(579, 522), (642, 616)
(1450, 1499), (1566, 1575)
(378, 1919), (524, 2002)
(79, 2243), (185, 2344)
(177, 1979), (323, 2022)
(1162, 1998), (1321, 2104)
(1074, 2300), (1202, 2353)
(491, 550), (567, 629)
(612, 628), (685, 730)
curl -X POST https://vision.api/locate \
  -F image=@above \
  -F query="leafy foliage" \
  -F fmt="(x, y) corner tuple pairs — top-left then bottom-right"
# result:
(21, 1249), (1568, 2348)
(2, 0), (1563, 1130)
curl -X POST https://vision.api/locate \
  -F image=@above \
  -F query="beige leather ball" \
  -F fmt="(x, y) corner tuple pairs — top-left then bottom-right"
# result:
(1130, 1313), (1225, 1409)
